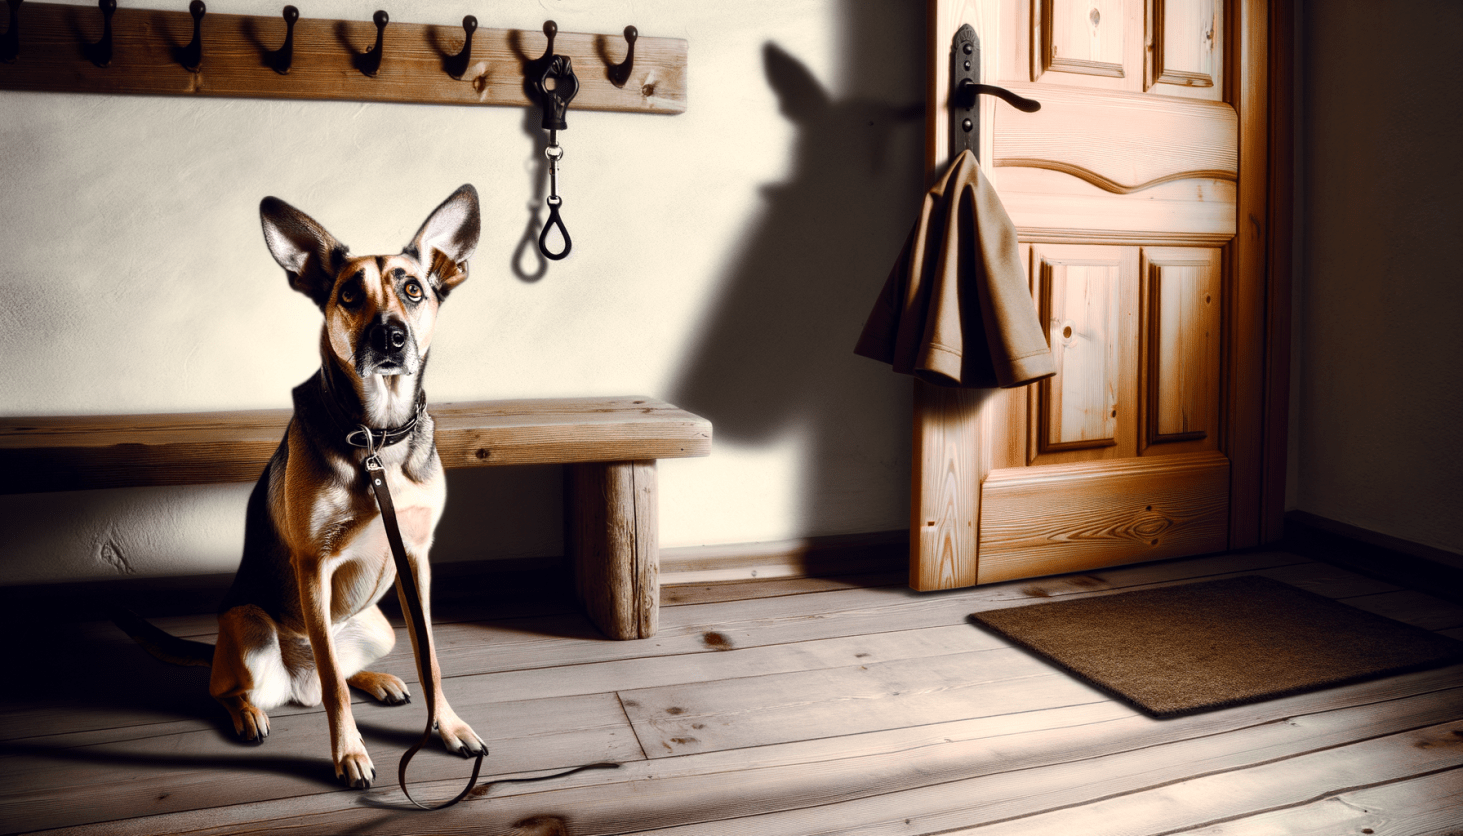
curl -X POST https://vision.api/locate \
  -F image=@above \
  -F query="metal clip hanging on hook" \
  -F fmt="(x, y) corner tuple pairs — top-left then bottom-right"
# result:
(533, 46), (580, 261)
(539, 144), (571, 260)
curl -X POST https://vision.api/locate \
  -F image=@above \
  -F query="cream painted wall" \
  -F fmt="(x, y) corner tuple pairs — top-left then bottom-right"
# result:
(1291, 0), (1463, 556)
(0, 1), (926, 583)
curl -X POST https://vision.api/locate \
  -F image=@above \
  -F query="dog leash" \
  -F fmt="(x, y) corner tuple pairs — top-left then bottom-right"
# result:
(354, 422), (621, 810)
(357, 424), (484, 810)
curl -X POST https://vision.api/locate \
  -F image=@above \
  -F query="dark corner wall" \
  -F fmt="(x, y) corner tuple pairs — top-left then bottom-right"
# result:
(1289, 0), (1463, 561)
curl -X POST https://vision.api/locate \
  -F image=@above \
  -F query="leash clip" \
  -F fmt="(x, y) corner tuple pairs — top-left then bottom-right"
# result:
(539, 142), (572, 260)
(353, 424), (386, 477)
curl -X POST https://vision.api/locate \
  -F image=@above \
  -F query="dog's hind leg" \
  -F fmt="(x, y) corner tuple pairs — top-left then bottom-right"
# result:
(210, 605), (291, 742)
(339, 605), (411, 706)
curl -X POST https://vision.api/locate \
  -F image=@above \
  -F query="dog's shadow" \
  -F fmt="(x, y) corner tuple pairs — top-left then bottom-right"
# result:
(0, 613), (481, 797)
(0, 563), (599, 796)
(0, 612), (346, 782)
(0, 613), (217, 725)
(0, 736), (336, 787)
(0, 603), (575, 794)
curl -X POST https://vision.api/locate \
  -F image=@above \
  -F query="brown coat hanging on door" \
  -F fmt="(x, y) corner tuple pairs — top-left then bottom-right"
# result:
(854, 147), (1055, 389)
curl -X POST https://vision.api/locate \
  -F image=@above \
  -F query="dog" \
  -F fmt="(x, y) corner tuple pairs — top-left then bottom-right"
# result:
(115, 184), (485, 789)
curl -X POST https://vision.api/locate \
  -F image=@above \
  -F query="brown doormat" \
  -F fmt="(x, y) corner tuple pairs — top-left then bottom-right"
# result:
(969, 575), (1463, 718)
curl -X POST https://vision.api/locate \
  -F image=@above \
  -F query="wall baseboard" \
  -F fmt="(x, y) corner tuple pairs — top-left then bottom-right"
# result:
(659, 529), (908, 585)
(0, 531), (912, 623)
(1284, 510), (1463, 604)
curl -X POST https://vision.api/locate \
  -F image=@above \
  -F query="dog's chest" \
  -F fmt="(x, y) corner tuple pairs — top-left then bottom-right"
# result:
(314, 465), (445, 614)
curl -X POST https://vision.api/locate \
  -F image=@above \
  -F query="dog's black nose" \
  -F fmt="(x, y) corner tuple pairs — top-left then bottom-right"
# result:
(368, 317), (409, 354)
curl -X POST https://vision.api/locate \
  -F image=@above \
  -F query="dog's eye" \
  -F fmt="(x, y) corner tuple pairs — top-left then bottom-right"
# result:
(404, 281), (424, 302)
(339, 286), (360, 305)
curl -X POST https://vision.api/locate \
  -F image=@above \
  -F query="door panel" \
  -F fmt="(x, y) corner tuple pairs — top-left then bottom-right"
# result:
(1018, 0), (1224, 100)
(1147, 0), (1225, 100)
(1035, 0), (1132, 81)
(1141, 247), (1223, 454)
(912, 0), (1262, 590)
(1041, 258), (1124, 451)
(1027, 244), (1138, 466)
(1028, 0), (1144, 90)
(977, 451), (1230, 583)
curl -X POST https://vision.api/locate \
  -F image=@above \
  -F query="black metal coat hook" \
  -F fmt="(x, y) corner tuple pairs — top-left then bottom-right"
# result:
(355, 10), (387, 77)
(82, 0), (116, 68)
(535, 19), (557, 65)
(950, 23), (1040, 164)
(264, 5), (297, 75)
(445, 15), (476, 80)
(2, 0), (23, 64)
(607, 25), (636, 87)
(519, 19), (561, 103)
(178, 0), (204, 72)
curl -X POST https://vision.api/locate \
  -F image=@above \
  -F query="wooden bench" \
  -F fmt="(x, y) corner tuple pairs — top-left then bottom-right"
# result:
(0, 396), (712, 640)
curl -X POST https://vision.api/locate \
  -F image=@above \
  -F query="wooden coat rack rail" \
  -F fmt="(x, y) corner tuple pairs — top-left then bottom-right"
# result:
(0, 0), (687, 114)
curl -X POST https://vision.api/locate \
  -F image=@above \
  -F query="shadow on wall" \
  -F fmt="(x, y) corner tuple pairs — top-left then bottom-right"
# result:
(670, 35), (926, 537)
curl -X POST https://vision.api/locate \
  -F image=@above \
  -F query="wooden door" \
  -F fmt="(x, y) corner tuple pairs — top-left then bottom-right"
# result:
(912, 0), (1274, 588)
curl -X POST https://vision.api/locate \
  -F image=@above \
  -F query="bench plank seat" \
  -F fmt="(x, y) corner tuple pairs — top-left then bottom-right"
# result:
(0, 395), (712, 641)
(0, 396), (710, 494)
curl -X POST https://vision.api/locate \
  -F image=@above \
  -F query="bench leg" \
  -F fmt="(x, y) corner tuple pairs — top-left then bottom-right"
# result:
(567, 460), (658, 640)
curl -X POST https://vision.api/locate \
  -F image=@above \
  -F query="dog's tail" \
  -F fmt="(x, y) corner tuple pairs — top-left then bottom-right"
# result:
(108, 607), (214, 667)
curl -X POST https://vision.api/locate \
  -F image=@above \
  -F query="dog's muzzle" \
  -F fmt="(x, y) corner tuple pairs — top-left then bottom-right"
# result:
(360, 315), (418, 376)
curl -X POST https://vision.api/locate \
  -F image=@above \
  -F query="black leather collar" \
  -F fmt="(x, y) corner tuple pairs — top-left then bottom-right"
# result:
(343, 405), (421, 451)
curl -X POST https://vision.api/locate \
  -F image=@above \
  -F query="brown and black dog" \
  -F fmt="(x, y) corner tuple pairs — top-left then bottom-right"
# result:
(117, 184), (485, 788)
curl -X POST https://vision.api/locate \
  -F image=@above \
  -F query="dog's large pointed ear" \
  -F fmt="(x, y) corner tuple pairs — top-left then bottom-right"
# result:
(407, 184), (480, 300)
(259, 197), (348, 310)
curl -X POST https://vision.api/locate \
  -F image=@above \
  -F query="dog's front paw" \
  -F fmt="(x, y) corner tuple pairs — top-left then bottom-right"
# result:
(335, 747), (377, 790)
(347, 670), (411, 706)
(437, 711), (487, 759)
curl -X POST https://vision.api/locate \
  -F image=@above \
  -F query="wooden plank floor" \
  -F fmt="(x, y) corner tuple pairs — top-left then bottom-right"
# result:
(1, 550), (1461, 835)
